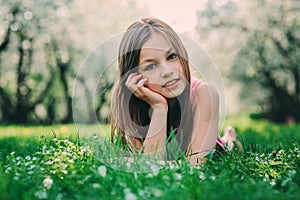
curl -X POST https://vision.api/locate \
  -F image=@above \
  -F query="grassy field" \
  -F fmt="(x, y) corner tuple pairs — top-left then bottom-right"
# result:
(0, 117), (299, 200)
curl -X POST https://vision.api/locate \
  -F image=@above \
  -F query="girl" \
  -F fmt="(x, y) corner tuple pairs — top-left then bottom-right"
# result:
(110, 17), (239, 165)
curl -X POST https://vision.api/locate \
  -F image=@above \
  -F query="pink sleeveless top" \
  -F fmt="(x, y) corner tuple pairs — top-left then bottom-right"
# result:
(191, 77), (226, 151)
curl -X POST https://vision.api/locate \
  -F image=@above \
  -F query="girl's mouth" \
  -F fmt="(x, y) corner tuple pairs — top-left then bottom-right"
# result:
(162, 78), (180, 88)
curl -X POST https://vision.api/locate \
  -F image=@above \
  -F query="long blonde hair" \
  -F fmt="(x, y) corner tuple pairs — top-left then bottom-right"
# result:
(111, 18), (193, 157)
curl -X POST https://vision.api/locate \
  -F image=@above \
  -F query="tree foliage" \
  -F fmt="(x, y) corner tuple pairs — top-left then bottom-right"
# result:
(197, 0), (300, 123)
(0, 0), (145, 124)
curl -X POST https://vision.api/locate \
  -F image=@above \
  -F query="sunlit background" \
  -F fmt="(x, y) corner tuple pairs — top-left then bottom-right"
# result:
(0, 0), (299, 124)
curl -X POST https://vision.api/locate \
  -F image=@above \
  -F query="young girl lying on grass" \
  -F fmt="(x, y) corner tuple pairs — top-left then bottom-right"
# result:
(110, 17), (241, 165)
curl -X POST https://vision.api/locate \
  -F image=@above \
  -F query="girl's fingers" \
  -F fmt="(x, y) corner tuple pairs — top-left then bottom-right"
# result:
(126, 73), (148, 93)
(136, 78), (148, 87)
(128, 73), (142, 84)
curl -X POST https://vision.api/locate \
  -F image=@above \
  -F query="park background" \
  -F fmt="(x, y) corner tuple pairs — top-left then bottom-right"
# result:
(0, 0), (299, 199)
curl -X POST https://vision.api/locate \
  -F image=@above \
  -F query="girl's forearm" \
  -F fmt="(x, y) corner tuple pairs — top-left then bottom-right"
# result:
(142, 105), (168, 158)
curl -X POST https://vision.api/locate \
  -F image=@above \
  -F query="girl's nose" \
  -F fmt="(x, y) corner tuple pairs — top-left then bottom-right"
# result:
(160, 66), (173, 78)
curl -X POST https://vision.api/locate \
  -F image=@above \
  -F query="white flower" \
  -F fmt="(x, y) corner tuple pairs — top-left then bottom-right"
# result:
(174, 173), (182, 180)
(199, 172), (206, 180)
(128, 157), (134, 163)
(270, 180), (276, 186)
(34, 190), (48, 199)
(98, 165), (107, 178)
(152, 188), (163, 198)
(210, 175), (216, 181)
(5, 167), (12, 173)
(45, 161), (53, 165)
(124, 189), (137, 200)
(92, 183), (101, 189)
(43, 176), (53, 189)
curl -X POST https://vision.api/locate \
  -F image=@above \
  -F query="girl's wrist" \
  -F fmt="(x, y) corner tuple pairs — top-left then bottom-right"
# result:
(151, 103), (168, 112)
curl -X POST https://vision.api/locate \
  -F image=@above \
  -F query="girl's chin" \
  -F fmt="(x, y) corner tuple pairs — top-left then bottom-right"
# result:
(162, 85), (186, 98)
(146, 81), (187, 98)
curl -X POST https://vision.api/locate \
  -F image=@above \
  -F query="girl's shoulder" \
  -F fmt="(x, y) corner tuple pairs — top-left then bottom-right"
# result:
(191, 77), (206, 95)
(191, 77), (219, 104)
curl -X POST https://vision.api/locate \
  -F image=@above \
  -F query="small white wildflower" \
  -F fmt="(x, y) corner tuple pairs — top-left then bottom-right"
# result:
(98, 165), (107, 178)
(168, 162), (175, 169)
(46, 150), (51, 154)
(28, 165), (36, 170)
(128, 157), (134, 163)
(199, 172), (206, 180)
(210, 175), (216, 181)
(152, 188), (163, 198)
(124, 189), (137, 200)
(45, 161), (53, 165)
(43, 176), (53, 189)
(163, 175), (170, 181)
(62, 151), (67, 156)
(263, 174), (269, 181)
(152, 169), (160, 176)
(34, 190), (48, 199)
(16, 156), (21, 161)
(157, 160), (166, 166)
(174, 173), (182, 180)
(126, 162), (131, 168)
(54, 158), (61, 162)
(138, 190), (146, 197)
(61, 169), (68, 174)
(270, 180), (276, 186)
(10, 151), (15, 155)
(25, 156), (31, 160)
(32, 157), (37, 161)
(56, 193), (63, 200)
(92, 183), (101, 189)
(134, 172), (138, 180)
(60, 163), (68, 169)
(255, 156), (259, 162)
(5, 167), (12, 173)
(150, 164), (160, 174)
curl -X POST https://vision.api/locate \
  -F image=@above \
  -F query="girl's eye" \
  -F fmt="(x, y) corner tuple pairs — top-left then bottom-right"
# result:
(145, 64), (157, 71)
(167, 53), (178, 60)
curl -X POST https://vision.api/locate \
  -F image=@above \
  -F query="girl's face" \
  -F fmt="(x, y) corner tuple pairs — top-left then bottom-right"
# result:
(138, 32), (187, 98)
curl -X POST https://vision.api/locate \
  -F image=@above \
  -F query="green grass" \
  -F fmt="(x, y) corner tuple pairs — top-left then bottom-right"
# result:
(0, 117), (299, 200)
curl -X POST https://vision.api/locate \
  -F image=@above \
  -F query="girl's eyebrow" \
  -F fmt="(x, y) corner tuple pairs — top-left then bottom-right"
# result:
(140, 48), (174, 65)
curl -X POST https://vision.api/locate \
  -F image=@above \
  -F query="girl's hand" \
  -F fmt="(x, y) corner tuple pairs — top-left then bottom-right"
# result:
(125, 73), (167, 109)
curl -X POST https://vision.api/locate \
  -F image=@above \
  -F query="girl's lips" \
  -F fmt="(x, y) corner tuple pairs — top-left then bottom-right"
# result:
(162, 78), (180, 88)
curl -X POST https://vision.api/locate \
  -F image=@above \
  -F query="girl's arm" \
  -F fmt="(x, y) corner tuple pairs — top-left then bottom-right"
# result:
(188, 82), (219, 165)
(126, 73), (168, 158)
(142, 105), (167, 158)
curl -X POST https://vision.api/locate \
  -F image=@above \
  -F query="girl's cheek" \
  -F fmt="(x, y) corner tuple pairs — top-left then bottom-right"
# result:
(145, 83), (160, 92)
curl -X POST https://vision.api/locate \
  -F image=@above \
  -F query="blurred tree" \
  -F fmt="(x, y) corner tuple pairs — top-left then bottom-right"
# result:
(0, 0), (146, 124)
(0, 0), (79, 124)
(196, 0), (300, 123)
